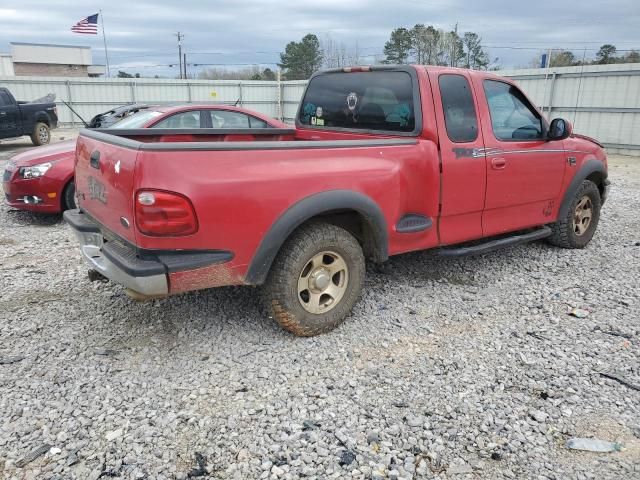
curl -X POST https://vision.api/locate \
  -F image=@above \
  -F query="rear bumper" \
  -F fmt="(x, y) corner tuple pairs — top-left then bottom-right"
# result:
(64, 209), (234, 296)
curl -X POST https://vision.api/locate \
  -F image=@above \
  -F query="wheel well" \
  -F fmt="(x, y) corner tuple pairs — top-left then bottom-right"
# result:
(296, 210), (381, 261)
(245, 190), (388, 285)
(586, 171), (605, 198)
(35, 116), (50, 127)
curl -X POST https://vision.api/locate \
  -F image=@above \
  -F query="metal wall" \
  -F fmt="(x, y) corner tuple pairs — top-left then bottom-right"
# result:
(2, 62), (639, 155)
(0, 76), (290, 126)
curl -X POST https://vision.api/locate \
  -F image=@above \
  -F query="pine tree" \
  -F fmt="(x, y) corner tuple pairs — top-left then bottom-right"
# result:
(279, 34), (323, 80)
(383, 28), (412, 64)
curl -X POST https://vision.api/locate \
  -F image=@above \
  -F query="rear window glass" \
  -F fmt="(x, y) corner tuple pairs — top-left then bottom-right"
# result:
(298, 71), (416, 133)
(110, 110), (162, 129)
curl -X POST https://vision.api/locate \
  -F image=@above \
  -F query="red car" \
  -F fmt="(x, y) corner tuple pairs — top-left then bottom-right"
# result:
(3, 105), (286, 213)
(65, 65), (609, 336)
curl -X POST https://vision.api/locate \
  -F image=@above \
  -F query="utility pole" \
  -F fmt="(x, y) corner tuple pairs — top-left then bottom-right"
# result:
(183, 53), (187, 79)
(175, 32), (184, 79)
(452, 22), (458, 67)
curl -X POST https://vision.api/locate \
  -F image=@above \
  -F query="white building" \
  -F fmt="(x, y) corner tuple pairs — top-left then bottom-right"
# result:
(0, 53), (14, 76)
(1, 43), (105, 77)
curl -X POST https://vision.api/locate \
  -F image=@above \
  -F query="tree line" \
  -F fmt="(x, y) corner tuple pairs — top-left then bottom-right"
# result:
(382, 25), (492, 70)
(533, 44), (640, 67)
(277, 25), (495, 80)
(278, 32), (640, 80)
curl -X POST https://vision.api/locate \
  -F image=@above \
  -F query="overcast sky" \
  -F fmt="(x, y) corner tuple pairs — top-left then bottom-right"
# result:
(1, 0), (639, 76)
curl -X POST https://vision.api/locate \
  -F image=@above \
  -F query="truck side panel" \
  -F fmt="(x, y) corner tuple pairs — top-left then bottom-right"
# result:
(133, 140), (440, 285)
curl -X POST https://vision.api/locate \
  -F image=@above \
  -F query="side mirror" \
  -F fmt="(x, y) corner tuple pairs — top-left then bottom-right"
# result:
(548, 118), (572, 141)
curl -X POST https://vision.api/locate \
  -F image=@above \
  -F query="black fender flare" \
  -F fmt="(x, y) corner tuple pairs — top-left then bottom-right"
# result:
(245, 190), (388, 285)
(557, 159), (607, 220)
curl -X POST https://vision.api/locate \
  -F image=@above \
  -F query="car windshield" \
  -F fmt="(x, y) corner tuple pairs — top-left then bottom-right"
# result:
(110, 110), (163, 129)
(298, 70), (416, 133)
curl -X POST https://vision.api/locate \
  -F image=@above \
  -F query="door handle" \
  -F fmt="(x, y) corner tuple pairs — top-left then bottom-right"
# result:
(0, 111), (6, 116)
(491, 157), (507, 170)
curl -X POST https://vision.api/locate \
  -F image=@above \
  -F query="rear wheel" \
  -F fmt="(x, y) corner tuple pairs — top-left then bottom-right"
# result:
(548, 180), (601, 248)
(30, 122), (50, 146)
(62, 180), (76, 211)
(264, 222), (365, 336)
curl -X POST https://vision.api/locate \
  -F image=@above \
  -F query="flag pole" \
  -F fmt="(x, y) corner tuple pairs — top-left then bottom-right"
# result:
(99, 10), (111, 78)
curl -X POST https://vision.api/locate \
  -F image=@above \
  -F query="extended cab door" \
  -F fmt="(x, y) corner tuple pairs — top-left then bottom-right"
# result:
(473, 78), (566, 235)
(428, 70), (487, 245)
(0, 90), (20, 138)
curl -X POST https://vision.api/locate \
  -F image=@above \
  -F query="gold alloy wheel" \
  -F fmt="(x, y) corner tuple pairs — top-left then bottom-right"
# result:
(573, 195), (593, 236)
(297, 251), (349, 314)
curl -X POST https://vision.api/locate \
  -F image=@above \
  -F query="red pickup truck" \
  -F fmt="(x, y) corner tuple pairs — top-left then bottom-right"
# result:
(64, 66), (609, 336)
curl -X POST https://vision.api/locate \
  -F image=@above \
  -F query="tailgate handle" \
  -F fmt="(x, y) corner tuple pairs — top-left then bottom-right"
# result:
(90, 150), (101, 169)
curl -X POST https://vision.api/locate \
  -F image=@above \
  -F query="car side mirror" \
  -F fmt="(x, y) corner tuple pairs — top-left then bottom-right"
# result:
(548, 118), (572, 141)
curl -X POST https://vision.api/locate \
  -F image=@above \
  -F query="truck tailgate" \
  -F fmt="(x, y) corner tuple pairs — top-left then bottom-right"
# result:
(75, 132), (138, 245)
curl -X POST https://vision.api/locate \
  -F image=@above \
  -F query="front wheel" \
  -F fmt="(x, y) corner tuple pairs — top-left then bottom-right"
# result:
(62, 180), (76, 211)
(30, 122), (50, 146)
(548, 180), (601, 249)
(264, 222), (365, 336)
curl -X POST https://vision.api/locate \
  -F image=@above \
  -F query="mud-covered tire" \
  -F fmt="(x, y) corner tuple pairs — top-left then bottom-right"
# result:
(30, 122), (50, 146)
(548, 180), (601, 249)
(264, 222), (365, 337)
(62, 180), (76, 211)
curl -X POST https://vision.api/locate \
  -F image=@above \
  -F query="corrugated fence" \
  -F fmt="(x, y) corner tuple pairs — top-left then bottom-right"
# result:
(2, 62), (639, 155)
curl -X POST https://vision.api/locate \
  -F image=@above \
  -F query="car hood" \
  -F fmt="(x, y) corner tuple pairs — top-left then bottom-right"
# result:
(9, 139), (76, 167)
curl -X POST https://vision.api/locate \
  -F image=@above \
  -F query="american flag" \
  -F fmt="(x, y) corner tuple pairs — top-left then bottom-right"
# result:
(71, 13), (99, 34)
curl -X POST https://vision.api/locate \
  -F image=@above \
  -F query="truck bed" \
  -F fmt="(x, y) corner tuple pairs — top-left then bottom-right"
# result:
(72, 127), (439, 294)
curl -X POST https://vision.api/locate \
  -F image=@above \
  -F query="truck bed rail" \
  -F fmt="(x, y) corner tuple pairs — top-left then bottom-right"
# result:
(80, 128), (419, 151)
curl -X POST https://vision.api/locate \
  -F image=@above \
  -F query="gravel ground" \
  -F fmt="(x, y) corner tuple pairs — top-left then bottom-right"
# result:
(0, 134), (639, 480)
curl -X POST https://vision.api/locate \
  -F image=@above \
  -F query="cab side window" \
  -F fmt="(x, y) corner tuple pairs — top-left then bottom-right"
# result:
(249, 116), (268, 128)
(209, 110), (250, 128)
(152, 111), (202, 129)
(483, 80), (542, 141)
(0, 91), (13, 107)
(438, 74), (478, 143)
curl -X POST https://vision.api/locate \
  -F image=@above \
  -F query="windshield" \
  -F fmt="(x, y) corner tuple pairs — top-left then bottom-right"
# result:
(110, 110), (163, 129)
(298, 71), (416, 133)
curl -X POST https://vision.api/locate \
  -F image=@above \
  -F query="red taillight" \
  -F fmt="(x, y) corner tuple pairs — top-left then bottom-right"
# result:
(135, 190), (198, 236)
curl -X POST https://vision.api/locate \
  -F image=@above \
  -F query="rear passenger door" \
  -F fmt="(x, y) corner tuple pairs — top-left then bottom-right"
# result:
(473, 78), (566, 235)
(429, 71), (487, 245)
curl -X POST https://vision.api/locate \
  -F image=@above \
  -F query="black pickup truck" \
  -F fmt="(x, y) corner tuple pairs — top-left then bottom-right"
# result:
(0, 87), (58, 146)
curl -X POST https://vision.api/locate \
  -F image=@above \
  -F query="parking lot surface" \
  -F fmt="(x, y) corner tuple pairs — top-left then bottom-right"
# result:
(1, 134), (639, 479)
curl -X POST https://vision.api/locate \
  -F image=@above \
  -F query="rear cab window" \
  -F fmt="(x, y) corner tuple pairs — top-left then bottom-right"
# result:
(297, 68), (421, 135)
(438, 74), (478, 143)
